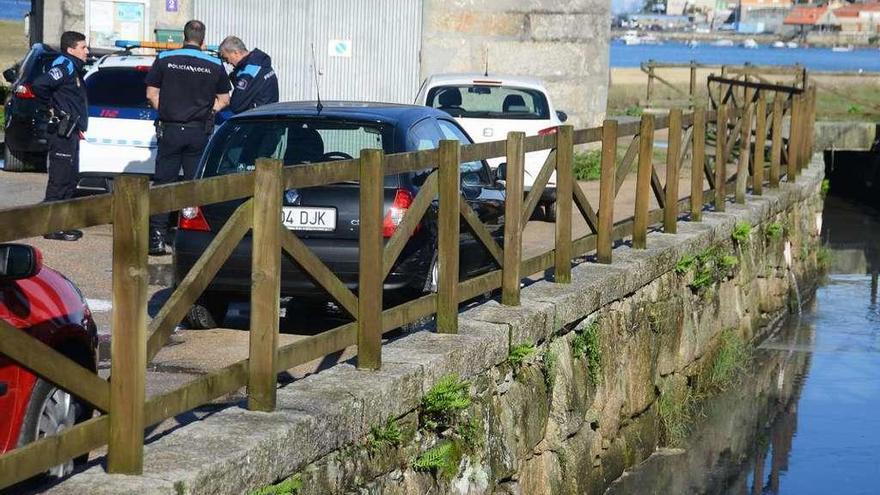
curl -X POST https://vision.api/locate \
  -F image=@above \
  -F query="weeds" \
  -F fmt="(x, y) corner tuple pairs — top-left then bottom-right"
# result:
(572, 322), (602, 384)
(675, 254), (696, 274)
(421, 375), (471, 430)
(508, 343), (536, 368)
(820, 179), (830, 198)
(765, 222), (784, 241)
(367, 417), (402, 452)
(677, 247), (739, 294)
(542, 349), (558, 389)
(658, 382), (695, 447)
(732, 222), (752, 245)
(701, 329), (750, 393)
(248, 475), (302, 495)
(624, 106), (643, 117)
(573, 150), (602, 181)
(817, 246), (832, 270)
(412, 441), (461, 477)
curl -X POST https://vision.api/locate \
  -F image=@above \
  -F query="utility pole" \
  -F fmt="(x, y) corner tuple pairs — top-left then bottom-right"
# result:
(29, 0), (44, 46)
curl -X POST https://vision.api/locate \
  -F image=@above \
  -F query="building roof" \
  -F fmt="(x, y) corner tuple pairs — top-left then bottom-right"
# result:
(783, 5), (830, 25)
(833, 2), (880, 18)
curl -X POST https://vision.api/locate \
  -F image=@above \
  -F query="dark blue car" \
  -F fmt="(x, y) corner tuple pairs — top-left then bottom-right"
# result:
(174, 102), (506, 328)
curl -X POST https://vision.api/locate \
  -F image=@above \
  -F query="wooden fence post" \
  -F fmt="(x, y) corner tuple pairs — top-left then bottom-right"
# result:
(358, 149), (384, 369)
(788, 93), (801, 181)
(248, 158), (282, 411)
(715, 85), (727, 212)
(736, 88), (753, 204)
(597, 120), (617, 264)
(804, 86), (817, 168)
(107, 175), (149, 474)
(689, 62), (697, 101)
(691, 107), (706, 221)
(437, 140), (460, 334)
(647, 64), (655, 103)
(664, 108), (682, 233)
(753, 92), (767, 195)
(502, 132), (525, 306)
(633, 113), (655, 249)
(770, 92), (783, 187)
(555, 125), (573, 283)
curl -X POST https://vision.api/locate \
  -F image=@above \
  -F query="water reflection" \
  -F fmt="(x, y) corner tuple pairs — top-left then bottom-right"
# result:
(607, 197), (880, 495)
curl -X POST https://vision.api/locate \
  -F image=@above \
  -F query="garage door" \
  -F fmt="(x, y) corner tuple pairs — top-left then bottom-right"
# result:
(194, 0), (422, 103)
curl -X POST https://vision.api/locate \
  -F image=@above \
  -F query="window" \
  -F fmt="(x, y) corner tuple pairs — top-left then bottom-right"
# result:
(437, 119), (491, 186)
(426, 85), (550, 120)
(86, 68), (151, 108)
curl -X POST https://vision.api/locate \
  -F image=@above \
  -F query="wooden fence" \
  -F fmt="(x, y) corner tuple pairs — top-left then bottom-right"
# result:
(0, 76), (817, 487)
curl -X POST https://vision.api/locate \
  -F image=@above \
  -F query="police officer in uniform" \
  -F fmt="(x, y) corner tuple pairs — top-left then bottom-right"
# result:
(145, 20), (231, 255)
(218, 36), (279, 114)
(32, 31), (89, 241)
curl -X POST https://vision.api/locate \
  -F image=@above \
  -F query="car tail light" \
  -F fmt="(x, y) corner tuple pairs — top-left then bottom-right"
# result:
(135, 65), (151, 72)
(178, 206), (211, 232)
(383, 189), (414, 238)
(14, 84), (35, 99)
(538, 126), (558, 136)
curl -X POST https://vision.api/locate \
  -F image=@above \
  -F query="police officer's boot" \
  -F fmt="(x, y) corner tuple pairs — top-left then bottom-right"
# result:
(149, 229), (166, 256)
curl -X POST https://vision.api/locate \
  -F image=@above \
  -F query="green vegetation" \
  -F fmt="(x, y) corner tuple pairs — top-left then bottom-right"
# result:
(677, 247), (739, 293)
(675, 254), (696, 275)
(821, 179), (830, 198)
(817, 246), (833, 270)
(765, 222), (784, 241)
(413, 374), (480, 479)
(573, 150), (602, 181)
(624, 106), (643, 117)
(658, 382), (696, 447)
(421, 375), (471, 430)
(412, 441), (461, 477)
(248, 475), (302, 495)
(702, 329), (750, 393)
(367, 417), (402, 452)
(508, 343), (536, 368)
(571, 322), (602, 384)
(732, 222), (752, 245)
(542, 349), (558, 389)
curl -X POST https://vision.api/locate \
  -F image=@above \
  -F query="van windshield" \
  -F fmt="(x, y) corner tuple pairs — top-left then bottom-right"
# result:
(201, 118), (397, 185)
(426, 85), (550, 120)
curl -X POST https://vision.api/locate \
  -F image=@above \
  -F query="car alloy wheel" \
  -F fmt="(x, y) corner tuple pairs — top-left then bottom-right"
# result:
(34, 387), (78, 477)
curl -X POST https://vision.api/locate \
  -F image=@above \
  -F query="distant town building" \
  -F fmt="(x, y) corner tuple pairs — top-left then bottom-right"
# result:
(783, 4), (837, 32)
(833, 2), (880, 33)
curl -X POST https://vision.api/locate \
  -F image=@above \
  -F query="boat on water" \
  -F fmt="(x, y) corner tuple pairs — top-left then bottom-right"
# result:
(712, 39), (735, 47)
(772, 41), (785, 48)
(786, 41), (798, 48)
(832, 44), (854, 52)
(743, 39), (758, 49)
(686, 39), (700, 48)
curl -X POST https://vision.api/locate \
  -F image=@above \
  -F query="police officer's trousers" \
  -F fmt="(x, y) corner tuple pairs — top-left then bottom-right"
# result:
(150, 124), (209, 233)
(43, 133), (80, 202)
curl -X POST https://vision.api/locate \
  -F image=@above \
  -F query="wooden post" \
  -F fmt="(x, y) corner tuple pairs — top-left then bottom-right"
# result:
(107, 175), (149, 474)
(358, 149), (384, 369)
(788, 93), (801, 181)
(770, 92), (783, 187)
(647, 65), (656, 103)
(804, 86), (817, 168)
(715, 84), (727, 211)
(736, 88), (753, 204)
(502, 132), (525, 306)
(753, 92), (767, 195)
(248, 158), (281, 411)
(555, 125), (573, 283)
(689, 62), (697, 101)
(437, 140), (460, 334)
(633, 113), (655, 249)
(690, 108), (706, 221)
(597, 119), (617, 264)
(664, 108), (682, 233)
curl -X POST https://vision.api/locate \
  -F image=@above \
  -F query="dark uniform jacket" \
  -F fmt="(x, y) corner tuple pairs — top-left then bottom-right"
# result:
(32, 53), (88, 132)
(145, 44), (231, 124)
(228, 48), (278, 114)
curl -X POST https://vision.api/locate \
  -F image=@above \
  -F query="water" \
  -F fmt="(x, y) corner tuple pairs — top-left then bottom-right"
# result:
(611, 41), (880, 73)
(0, 0), (28, 21)
(608, 197), (880, 494)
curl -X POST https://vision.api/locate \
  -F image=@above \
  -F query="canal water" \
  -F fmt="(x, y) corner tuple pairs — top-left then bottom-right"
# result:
(607, 196), (880, 494)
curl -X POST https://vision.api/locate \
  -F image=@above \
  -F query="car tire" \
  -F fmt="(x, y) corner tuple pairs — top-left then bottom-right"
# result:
(187, 297), (229, 329)
(544, 201), (557, 222)
(17, 378), (92, 478)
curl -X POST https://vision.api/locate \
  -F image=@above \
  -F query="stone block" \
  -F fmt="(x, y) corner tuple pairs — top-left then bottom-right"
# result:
(524, 276), (601, 329)
(486, 42), (587, 79)
(529, 14), (609, 41)
(463, 298), (555, 346)
(424, 11), (528, 37)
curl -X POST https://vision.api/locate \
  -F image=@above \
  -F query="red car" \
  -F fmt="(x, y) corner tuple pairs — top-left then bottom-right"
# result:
(0, 243), (98, 478)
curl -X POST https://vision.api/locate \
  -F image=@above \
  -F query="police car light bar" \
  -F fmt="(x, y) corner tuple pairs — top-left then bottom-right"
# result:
(114, 40), (220, 51)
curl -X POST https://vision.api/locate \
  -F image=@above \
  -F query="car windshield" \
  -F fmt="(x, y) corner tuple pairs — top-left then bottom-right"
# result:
(426, 84), (550, 120)
(86, 67), (151, 108)
(202, 118), (396, 185)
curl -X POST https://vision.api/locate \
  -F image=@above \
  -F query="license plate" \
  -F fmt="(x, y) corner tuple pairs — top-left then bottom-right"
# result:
(281, 207), (336, 232)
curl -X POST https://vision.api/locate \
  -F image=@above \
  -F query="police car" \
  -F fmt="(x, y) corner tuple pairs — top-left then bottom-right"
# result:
(77, 41), (225, 193)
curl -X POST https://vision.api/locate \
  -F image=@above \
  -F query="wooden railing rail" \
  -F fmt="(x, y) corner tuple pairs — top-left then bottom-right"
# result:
(0, 71), (818, 488)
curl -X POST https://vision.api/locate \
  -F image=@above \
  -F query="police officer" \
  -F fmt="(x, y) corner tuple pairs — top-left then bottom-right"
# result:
(145, 20), (231, 255)
(32, 31), (89, 241)
(218, 36), (278, 114)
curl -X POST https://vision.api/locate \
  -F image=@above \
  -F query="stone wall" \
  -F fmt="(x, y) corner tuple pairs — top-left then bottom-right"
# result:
(420, 0), (611, 129)
(48, 156), (825, 495)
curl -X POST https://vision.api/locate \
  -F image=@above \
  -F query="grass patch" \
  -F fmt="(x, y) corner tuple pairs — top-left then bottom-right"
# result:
(542, 349), (558, 389)
(624, 105), (643, 117)
(657, 382), (696, 447)
(573, 150), (602, 181)
(677, 247), (739, 293)
(248, 475), (302, 495)
(732, 222), (752, 245)
(367, 417), (402, 452)
(702, 329), (750, 393)
(571, 322), (602, 384)
(421, 375), (471, 430)
(412, 441), (461, 477)
(765, 222), (784, 241)
(508, 343), (536, 368)
(817, 246), (832, 270)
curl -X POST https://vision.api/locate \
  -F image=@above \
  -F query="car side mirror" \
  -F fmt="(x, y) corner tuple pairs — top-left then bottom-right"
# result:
(3, 67), (17, 84)
(556, 110), (568, 123)
(494, 163), (507, 182)
(0, 244), (42, 281)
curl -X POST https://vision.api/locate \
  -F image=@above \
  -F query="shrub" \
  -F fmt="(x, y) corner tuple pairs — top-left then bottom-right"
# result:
(573, 150), (602, 181)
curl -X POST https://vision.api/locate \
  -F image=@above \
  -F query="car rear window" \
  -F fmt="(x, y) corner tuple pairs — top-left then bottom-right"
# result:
(426, 84), (550, 120)
(86, 67), (151, 108)
(201, 118), (398, 186)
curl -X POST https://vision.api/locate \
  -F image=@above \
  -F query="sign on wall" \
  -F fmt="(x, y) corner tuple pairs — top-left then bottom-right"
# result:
(328, 39), (352, 58)
(88, 0), (150, 48)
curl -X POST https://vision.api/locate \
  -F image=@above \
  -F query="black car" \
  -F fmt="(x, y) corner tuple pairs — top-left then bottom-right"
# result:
(174, 102), (506, 328)
(2, 43), (58, 172)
